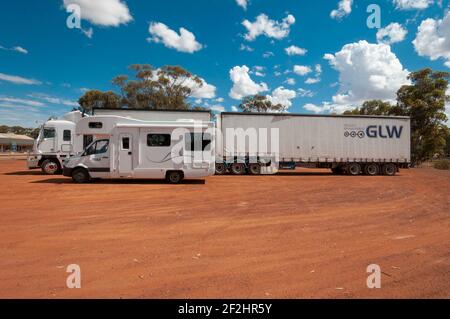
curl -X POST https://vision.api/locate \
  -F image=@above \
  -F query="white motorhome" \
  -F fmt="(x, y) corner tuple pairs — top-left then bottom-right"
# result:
(27, 108), (212, 174)
(62, 116), (215, 183)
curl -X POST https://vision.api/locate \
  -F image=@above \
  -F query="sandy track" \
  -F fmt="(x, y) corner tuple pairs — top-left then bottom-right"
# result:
(0, 159), (449, 298)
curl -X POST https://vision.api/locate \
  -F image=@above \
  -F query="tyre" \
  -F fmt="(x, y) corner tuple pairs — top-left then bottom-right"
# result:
(166, 171), (183, 184)
(215, 163), (227, 175)
(248, 163), (261, 175)
(230, 163), (246, 175)
(364, 163), (380, 176)
(382, 163), (397, 176)
(41, 159), (60, 175)
(72, 168), (90, 183)
(347, 163), (361, 176)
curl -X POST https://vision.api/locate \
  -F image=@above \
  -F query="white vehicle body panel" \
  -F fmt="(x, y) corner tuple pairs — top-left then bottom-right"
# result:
(218, 113), (411, 163)
(64, 116), (215, 181)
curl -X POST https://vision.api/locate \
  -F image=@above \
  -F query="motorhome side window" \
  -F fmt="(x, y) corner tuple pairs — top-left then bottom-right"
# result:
(122, 137), (130, 149)
(147, 134), (171, 147)
(88, 122), (103, 129)
(85, 140), (109, 155)
(63, 130), (71, 141)
(185, 133), (211, 151)
(43, 128), (55, 139)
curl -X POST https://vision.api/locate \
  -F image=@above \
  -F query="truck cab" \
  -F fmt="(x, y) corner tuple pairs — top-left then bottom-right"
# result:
(27, 111), (87, 174)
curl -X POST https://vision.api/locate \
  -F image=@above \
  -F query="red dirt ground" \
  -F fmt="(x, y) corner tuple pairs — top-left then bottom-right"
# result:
(0, 159), (449, 298)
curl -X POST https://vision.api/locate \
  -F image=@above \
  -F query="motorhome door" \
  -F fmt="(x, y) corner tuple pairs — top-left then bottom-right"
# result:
(119, 133), (133, 175)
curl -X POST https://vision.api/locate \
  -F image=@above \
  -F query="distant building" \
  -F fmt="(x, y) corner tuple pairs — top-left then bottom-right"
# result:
(0, 133), (34, 152)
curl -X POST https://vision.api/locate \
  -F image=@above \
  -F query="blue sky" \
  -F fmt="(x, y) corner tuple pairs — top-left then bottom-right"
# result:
(0, 0), (449, 127)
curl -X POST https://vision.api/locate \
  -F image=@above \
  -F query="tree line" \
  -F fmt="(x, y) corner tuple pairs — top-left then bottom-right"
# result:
(77, 65), (449, 165)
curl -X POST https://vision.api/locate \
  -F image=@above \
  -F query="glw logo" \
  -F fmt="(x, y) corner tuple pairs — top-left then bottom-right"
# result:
(366, 125), (403, 139)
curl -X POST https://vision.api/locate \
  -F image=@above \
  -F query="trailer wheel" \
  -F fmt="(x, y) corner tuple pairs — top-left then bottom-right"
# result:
(364, 163), (380, 176)
(347, 163), (361, 176)
(72, 168), (90, 183)
(166, 171), (184, 184)
(41, 159), (61, 175)
(215, 163), (227, 175)
(382, 163), (397, 176)
(230, 163), (246, 175)
(248, 163), (261, 175)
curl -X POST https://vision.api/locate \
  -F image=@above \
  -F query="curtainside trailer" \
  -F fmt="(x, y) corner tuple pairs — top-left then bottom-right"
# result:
(215, 112), (410, 176)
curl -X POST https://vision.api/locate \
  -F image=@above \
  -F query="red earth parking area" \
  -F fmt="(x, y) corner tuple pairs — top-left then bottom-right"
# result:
(0, 158), (449, 298)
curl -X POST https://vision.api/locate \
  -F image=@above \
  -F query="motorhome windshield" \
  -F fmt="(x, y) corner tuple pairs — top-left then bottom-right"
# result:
(84, 139), (109, 156)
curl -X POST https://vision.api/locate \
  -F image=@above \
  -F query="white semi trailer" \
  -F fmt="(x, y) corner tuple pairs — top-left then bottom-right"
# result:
(215, 112), (411, 176)
(27, 108), (211, 174)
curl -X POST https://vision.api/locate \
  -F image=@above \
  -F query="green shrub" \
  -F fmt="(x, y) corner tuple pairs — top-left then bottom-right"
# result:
(433, 159), (450, 170)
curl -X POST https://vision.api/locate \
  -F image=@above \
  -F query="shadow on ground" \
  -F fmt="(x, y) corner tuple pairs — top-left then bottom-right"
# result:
(5, 170), (43, 176)
(31, 178), (206, 185)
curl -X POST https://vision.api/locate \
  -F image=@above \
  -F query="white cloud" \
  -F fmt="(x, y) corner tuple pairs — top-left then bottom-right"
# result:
(285, 45), (307, 56)
(148, 22), (203, 53)
(236, 0), (248, 10)
(325, 40), (409, 104)
(252, 66), (266, 77)
(293, 65), (312, 76)
(284, 78), (296, 85)
(413, 11), (450, 67)
(0, 45), (28, 54)
(13, 46), (28, 54)
(298, 88), (315, 97)
(392, 0), (434, 10)
(0, 72), (41, 85)
(266, 86), (296, 109)
(27, 93), (79, 107)
(188, 78), (216, 99)
(81, 27), (94, 39)
(0, 96), (44, 107)
(229, 65), (268, 100)
(262, 51), (274, 58)
(377, 23), (408, 44)
(304, 64), (322, 84)
(310, 40), (410, 113)
(63, 0), (132, 27)
(210, 105), (225, 113)
(305, 78), (320, 84)
(239, 44), (254, 52)
(330, 0), (353, 20)
(242, 13), (295, 41)
(231, 105), (239, 112)
(215, 97), (224, 103)
(304, 103), (327, 114)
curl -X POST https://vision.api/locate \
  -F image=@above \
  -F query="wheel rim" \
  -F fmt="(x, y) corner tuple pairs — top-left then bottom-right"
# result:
(349, 164), (359, 175)
(385, 165), (395, 175)
(367, 165), (377, 175)
(74, 171), (85, 182)
(45, 162), (58, 174)
(232, 164), (243, 174)
(250, 164), (260, 174)
(215, 164), (225, 174)
(170, 173), (180, 183)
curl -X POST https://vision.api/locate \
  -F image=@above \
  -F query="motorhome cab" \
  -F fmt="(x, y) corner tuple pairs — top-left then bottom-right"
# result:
(62, 116), (215, 184)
